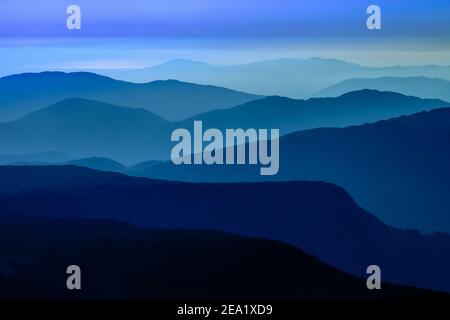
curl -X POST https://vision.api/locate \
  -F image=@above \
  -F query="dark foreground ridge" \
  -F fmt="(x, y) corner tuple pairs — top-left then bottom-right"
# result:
(1, 165), (450, 293)
(0, 215), (447, 300)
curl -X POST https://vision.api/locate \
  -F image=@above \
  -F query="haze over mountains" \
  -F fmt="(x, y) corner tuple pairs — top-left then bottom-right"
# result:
(0, 98), (172, 163)
(181, 90), (448, 134)
(1, 58), (450, 300)
(0, 151), (74, 165)
(144, 107), (450, 233)
(65, 157), (128, 173)
(0, 90), (447, 163)
(2, 165), (450, 294)
(315, 76), (450, 101)
(98, 58), (450, 98)
(2, 71), (449, 234)
(0, 72), (261, 122)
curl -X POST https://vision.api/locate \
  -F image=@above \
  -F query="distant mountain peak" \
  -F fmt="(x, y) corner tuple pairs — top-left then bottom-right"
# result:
(67, 156), (127, 173)
(0, 71), (261, 122)
(155, 59), (211, 68)
(39, 97), (134, 110)
(20, 98), (168, 123)
(337, 89), (406, 99)
(1, 71), (116, 82)
(339, 88), (384, 96)
(307, 56), (359, 64)
(315, 77), (450, 102)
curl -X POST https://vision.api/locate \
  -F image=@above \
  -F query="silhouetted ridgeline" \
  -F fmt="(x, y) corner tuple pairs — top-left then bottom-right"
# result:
(0, 71), (261, 121)
(1, 215), (447, 300)
(315, 76), (450, 102)
(179, 89), (448, 134)
(1, 166), (450, 293)
(0, 90), (447, 163)
(99, 58), (450, 98)
(143, 107), (450, 234)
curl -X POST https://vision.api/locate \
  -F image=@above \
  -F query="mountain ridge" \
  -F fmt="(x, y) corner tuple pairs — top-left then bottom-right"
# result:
(1, 90), (448, 163)
(97, 57), (450, 98)
(0, 99), (173, 163)
(0, 71), (262, 122)
(142, 106), (450, 233)
(1, 214), (446, 300)
(315, 76), (450, 101)
(2, 165), (450, 293)
(179, 89), (449, 134)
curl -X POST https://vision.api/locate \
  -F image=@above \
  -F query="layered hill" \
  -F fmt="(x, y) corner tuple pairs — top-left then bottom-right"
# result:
(315, 77), (450, 101)
(0, 98), (173, 163)
(1, 165), (450, 293)
(143, 107), (450, 233)
(99, 58), (450, 98)
(0, 151), (74, 165)
(1, 215), (445, 300)
(0, 72), (261, 121)
(2, 90), (446, 163)
(179, 90), (448, 134)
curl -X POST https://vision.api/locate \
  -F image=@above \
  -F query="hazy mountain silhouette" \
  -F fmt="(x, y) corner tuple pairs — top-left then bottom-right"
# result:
(99, 58), (450, 98)
(0, 72), (261, 122)
(180, 90), (449, 134)
(2, 165), (450, 293)
(1, 215), (446, 300)
(315, 77), (450, 101)
(65, 157), (127, 173)
(2, 91), (446, 163)
(127, 160), (163, 174)
(0, 98), (173, 163)
(2, 157), (162, 175)
(0, 151), (74, 165)
(50, 157), (161, 175)
(143, 107), (450, 233)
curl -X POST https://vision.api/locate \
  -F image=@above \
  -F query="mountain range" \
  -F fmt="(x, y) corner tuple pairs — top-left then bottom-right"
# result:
(0, 72), (261, 122)
(0, 90), (447, 163)
(1, 215), (445, 300)
(315, 76), (450, 101)
(65, 157), (128, 173)
(65, 158), (162, 174)
(142, 107), (450, 234)
(180, 89), (449, 134)
(97, 58), (450, 98)
(0, 151), (74, 165)
(2, 165), (450, 293)
(0, 98), (172, 163)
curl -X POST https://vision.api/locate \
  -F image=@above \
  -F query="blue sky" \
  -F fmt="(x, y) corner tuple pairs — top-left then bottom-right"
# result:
(0, 1), (449, 75)
(1, 0), (449, 38)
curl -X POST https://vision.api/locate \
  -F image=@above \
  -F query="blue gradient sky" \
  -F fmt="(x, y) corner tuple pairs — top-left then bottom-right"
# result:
(1, 0), (449, 38)
(0, 1), (449, 75)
